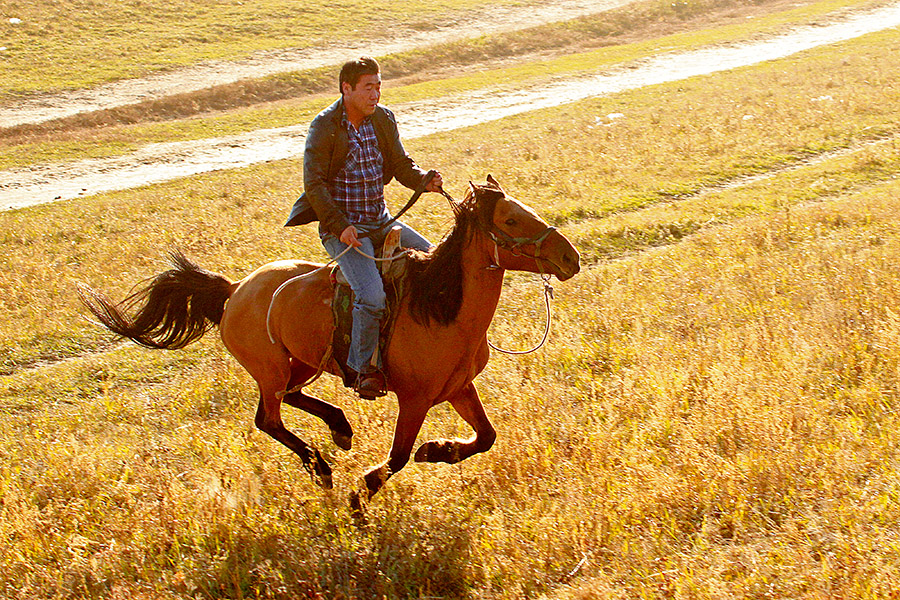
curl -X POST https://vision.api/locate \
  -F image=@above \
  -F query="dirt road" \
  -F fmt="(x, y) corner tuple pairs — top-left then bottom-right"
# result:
(3, 1), (900, 211)
(0, 0), (631, 129)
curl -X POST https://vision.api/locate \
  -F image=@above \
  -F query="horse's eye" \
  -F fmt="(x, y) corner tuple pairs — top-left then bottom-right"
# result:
(505, 218), (516, 226)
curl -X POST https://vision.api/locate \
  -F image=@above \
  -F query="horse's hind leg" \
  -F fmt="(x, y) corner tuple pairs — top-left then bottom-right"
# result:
(282, 359), (353, 450)
(414, 382), (496, 464)
(254, 373), (334, 489)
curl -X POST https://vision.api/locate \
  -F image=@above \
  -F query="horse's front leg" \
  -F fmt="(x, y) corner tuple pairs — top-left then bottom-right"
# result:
(353, 395), (431, 506)
(414, 381), (496, 464)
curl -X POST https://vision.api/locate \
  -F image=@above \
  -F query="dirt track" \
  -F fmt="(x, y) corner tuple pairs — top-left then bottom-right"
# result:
(0, 0), (631, 129)
(3, 1), (900, 212)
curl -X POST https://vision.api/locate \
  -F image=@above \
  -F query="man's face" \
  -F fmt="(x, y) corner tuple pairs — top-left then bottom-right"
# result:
(342, 73), (382, 120)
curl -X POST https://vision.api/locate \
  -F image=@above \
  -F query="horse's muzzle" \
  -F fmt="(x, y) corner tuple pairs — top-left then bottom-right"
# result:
(547, 231), (580, 281)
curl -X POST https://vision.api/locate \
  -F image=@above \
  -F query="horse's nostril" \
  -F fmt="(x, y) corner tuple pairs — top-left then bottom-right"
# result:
(564, 252), (581, 273)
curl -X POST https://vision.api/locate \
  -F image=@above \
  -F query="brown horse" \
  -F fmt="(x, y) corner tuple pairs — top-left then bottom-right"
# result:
(80, 176), (580, 503)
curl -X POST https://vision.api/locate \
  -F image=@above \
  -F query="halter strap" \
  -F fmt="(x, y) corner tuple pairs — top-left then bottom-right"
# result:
(488, 225), (557, 260)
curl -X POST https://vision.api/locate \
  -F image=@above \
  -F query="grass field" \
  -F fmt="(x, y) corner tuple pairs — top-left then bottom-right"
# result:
(3, 0), (900, 598)
(1, 0), (835, 102)
(1, 0), (878, 169)
(0, 0), (541, 98)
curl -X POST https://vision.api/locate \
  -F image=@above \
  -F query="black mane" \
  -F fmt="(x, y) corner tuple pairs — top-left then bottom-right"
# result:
(405, 184), (502, 326)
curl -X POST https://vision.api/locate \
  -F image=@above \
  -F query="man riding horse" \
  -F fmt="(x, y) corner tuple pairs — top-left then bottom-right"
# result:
(285, 56), (444, 400)
(79, 59), (581, 503)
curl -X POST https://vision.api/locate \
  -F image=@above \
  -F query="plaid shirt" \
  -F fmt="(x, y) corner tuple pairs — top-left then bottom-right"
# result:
(331, 113), (388, 225)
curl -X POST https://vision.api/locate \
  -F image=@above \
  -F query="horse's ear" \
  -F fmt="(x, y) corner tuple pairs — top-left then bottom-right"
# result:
(486, 174), (503, 191)
(468, 180), (478, 196)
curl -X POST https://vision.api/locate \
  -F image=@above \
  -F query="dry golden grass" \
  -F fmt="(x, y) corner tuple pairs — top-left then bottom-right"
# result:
(530, 178), (900, 598)
(4, 174), (900, 598)
(3, 5), (900, 600)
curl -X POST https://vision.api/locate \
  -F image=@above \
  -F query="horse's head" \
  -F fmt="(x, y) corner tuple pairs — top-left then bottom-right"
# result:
(406, 176), (580, 326)
(467, 175), (580, 281)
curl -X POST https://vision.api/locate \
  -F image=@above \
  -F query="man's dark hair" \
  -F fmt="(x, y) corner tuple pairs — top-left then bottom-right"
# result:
(339, 56), (380, 94)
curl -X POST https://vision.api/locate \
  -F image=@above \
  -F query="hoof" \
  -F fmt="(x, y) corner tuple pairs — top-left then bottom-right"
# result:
(414, 440), (458, 464)
(413, 443), (431, 462)
(362, 466), (390, 496)
(303, 447), (333, 489)
(331, 430), (352, 451)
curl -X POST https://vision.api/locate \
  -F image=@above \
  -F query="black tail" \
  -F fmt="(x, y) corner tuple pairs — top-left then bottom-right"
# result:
(79, 251), (234, 350)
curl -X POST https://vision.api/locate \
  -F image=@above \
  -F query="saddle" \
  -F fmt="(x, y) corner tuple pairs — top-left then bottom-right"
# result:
(330, 226), (409, 388)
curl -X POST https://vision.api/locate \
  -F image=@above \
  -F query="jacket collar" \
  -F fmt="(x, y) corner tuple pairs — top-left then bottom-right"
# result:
(327, 97), (384, 128)
(326, 98), (344, 125)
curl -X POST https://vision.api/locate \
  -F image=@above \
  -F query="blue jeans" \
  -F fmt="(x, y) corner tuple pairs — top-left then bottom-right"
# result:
(321, 218), (431, 373)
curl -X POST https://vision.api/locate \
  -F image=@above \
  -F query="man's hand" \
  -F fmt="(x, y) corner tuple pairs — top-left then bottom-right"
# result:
(340, 225), (362, 248)
(425, 171), (443, 193)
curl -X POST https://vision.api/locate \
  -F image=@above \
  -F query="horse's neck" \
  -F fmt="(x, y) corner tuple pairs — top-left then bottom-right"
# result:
(456, 232), (505, 336)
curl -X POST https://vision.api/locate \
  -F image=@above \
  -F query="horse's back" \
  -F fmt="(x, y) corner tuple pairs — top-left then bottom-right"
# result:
(221, 259), (335, 373)
(227, 259), (322, 313)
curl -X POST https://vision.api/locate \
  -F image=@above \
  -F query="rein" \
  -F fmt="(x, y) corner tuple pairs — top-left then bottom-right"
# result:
(487, 273), (554, 355)
(484, 226), (556, 355)
(440, 187), (557, 356)
(358, 170), (438, 240)
(267, 182), (558, 355)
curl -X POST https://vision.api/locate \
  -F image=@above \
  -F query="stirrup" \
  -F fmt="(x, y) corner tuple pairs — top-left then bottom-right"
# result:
(354, 370), (387, 399)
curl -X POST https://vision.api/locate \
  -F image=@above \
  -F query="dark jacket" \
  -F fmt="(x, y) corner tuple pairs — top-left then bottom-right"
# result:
(285, 98), (427, 237)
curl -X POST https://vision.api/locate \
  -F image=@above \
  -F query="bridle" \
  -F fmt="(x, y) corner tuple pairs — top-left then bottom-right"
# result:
(486, 224), (557, 272)
(438, 185), (558, 271)
(441, 186), (557, 355)
(485, 223), (557, 355)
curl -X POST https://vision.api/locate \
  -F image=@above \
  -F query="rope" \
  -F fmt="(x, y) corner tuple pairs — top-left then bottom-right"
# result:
(487, 274), (555, 355)
(276, 345), (333, 399)
(357, 169), (439, 241)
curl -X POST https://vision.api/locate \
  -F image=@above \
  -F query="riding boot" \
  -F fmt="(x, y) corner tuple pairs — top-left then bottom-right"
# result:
(354, 369), (387, 400)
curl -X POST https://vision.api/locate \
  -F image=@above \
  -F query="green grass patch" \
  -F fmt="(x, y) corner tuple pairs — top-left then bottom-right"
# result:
(0, 97), (331, 170)
(566, 135), (900, 260)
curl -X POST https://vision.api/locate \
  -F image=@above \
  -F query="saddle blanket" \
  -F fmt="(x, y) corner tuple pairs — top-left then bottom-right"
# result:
(329, 265), (404, 388)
